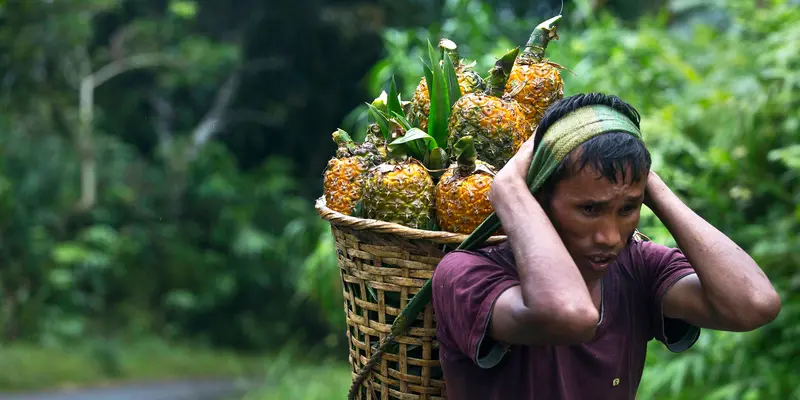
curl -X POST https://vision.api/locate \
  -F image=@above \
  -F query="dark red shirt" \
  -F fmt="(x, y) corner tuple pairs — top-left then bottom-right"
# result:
(431, 239), (700, 400)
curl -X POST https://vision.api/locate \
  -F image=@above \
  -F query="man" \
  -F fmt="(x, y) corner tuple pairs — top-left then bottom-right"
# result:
(431, 93), (781, 399)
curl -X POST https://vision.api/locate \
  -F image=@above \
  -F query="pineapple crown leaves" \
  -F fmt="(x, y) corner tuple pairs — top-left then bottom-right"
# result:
(421, 38), (463, 151)
(487, 46), (520, 97)
(453, 135), (477, 164)
(521, 14), (562, 62)
(365, 38), (464, 172)
(452, 135), (494, 177)
(332, 128), (357, 157)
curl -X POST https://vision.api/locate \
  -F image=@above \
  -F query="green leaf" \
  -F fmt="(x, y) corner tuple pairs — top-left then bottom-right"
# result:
(53, 243), (92, 265)
(366, 103), (391, 142)
(389, 110), (412, 131)
(425, 39), (448, 151)
(443, 52), (462, 108)
(169, 0), (197, 19)
(390, 128), (434, 160)
(387, 76), (404, 118)
(391, 128), (434, 146)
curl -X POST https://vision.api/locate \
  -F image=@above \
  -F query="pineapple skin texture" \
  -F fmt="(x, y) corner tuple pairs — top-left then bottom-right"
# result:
(362, 160), (435, 229)
(504, 62), (564, 128)
(447, 93), (529, 170)
(323, 156), (369, 215)
(409, 69), (485, 133)
(435, 168), (495, 234)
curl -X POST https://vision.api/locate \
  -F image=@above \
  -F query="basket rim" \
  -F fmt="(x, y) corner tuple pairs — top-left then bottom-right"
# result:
(315, 196), (508, 245)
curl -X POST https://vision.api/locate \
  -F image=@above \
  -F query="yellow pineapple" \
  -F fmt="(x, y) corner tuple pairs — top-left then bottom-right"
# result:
(505, 15), (565, 130)
(447, 46), (528, 170)
(435, 136), (496, 234)
(361, 141), (435, 229)
(408, 38), (486, 133)
(322, 129), (382, 215)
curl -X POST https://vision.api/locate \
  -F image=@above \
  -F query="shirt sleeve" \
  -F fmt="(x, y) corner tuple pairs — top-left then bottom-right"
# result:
(431, 249), (520, 369)
(637, 240), (701, 353)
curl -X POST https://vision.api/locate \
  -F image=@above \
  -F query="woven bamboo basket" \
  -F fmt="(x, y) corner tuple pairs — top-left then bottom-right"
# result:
(315, 196), (507, 399)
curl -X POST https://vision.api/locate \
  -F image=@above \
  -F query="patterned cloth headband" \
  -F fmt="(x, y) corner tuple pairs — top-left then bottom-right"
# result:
(525, 104), (643, 190)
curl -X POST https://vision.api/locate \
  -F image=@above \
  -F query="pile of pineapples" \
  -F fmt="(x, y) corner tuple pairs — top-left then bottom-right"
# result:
(323, 16), (566, 235)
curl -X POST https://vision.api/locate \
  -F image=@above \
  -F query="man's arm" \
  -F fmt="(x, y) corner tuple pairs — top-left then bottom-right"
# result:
(486, 138), (599, 346)
(646, 171), (781, 332)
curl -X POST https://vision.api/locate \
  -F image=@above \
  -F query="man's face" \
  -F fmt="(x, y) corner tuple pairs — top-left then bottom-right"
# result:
(541, 157), (647, 283)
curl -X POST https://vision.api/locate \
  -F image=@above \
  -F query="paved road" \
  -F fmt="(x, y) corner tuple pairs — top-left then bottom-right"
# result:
(0, 379), (259, 400)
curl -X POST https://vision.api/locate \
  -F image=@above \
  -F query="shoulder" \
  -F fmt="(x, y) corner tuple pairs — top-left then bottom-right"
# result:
(432, 243), (521, 364)
(435, 242), (515, 277)
(619, 238), (691, 272)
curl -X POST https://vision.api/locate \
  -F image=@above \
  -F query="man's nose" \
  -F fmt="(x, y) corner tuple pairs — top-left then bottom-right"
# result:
(594, 219), (622, 248)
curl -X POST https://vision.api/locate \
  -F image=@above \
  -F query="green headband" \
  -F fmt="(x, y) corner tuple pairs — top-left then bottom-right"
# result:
(525, 104), (642, 191)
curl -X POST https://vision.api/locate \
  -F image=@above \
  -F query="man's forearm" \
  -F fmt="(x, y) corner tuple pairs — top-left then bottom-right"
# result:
(647, 174), (781, 328)
(491, 177), (596, 322)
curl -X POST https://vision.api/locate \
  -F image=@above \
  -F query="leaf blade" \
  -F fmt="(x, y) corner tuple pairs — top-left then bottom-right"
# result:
(426, 39), (447, 150)
(367, 103), (391, 142)
(443, 52), (462, 109)
(387, 76), (404, 117)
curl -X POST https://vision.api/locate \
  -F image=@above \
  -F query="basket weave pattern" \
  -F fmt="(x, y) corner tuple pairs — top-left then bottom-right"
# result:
(335, 225), (445, 399)
(317, 197), (506, 400)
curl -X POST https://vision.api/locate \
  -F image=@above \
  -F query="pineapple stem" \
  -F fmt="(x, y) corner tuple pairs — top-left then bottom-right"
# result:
(521, 15), (562, 62)
(333, 129), (357, 155)
(439, 38), (460, 67)
(488, 47), (519, 97)
(454, 136), (477, 176)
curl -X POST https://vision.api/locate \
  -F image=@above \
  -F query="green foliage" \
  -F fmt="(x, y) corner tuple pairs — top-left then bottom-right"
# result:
(0, 123), (340, 351)
(0, 0), (344, 357)
(355, 0), (800, 397)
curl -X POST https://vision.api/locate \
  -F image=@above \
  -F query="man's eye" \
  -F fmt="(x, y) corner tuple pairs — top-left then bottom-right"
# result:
(620, 204), (638, 215)
(581, 205), (598, 215)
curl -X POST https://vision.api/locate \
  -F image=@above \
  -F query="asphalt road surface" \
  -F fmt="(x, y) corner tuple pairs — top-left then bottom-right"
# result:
(0, 379), (259, 400)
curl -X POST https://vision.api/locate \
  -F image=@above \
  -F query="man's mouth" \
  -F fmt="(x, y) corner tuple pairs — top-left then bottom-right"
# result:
(586, 253), (616, 270)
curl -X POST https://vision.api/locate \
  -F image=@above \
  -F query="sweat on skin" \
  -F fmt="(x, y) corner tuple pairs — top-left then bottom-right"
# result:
(430, 95), (781, 400)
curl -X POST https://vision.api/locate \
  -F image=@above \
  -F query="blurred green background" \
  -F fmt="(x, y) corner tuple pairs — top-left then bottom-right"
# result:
(0, 0), (798, 399)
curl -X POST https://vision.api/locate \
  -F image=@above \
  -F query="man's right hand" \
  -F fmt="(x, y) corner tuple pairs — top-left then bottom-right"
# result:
(489, 136), (536, 210)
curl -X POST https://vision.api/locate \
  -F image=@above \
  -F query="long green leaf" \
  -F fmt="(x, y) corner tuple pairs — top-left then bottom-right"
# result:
(389, 110), (413, 131)
(442, 52), (462, 109)
(366, 103), (391, 142)
(426, 40), (448, 151)
(387, 76), (404, 118)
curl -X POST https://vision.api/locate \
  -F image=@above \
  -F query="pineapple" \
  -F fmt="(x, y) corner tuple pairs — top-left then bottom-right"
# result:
(505, 15), (565, 129)
(361, 141), (436, 229)
(408, 38), (486, 133)
(447, 46), (528, 170)
(435, 136), (496, 234)
(364, 123), (387, 158)
(322, 129), (382, 215)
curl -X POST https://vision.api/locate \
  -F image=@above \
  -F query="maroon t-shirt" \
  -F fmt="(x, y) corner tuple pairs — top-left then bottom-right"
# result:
(431, 239), (700, 400)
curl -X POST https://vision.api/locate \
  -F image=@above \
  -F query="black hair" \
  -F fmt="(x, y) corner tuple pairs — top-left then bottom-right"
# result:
(534, 93), (651, 198)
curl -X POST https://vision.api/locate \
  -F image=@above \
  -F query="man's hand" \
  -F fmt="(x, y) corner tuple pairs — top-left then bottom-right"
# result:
(489, 136), (536, 206)
(486, 136), (600, 346)
(642, 170), (661, 209)
(645, 170), (781, 331)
